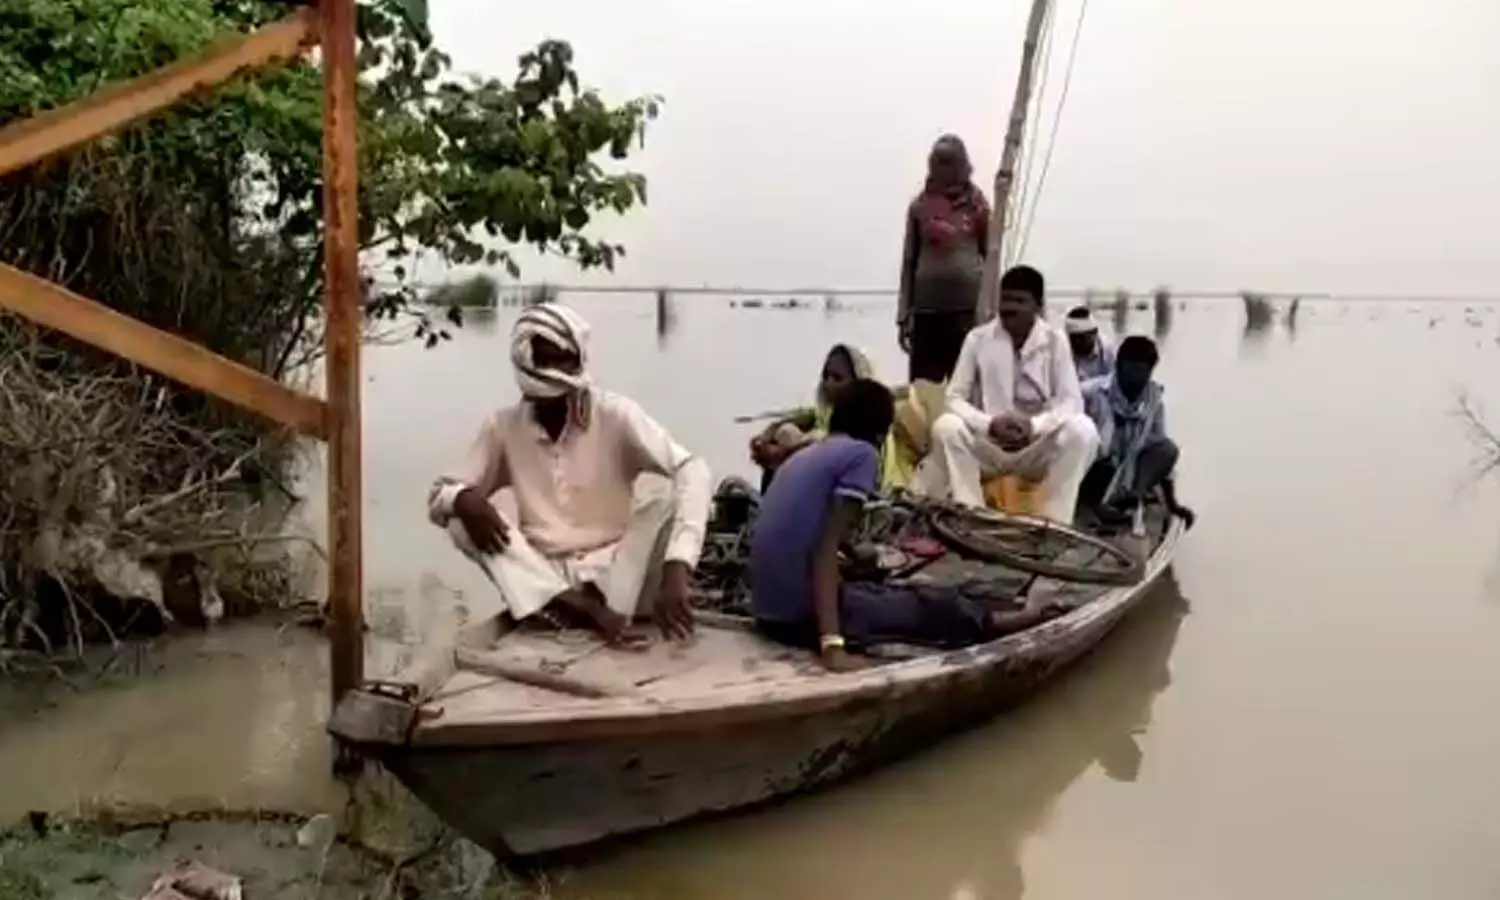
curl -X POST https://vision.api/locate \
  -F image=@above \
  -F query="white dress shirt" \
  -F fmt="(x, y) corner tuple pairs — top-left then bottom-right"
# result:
(945, 318), (1086, 437)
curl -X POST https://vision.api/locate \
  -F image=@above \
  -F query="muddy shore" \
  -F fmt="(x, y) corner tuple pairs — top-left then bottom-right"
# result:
(0, 612), (581, 899)
(0, 798), (574, 900)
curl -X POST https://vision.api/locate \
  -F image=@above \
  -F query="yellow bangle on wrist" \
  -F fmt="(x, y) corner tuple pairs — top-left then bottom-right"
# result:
(819, 634), (846, 652)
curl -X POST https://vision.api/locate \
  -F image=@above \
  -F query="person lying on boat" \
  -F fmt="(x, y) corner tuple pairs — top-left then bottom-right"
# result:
(1078, 335), (1196, 529)
(428, 302), (713, 643)
(1065, 306), (1115, 393)
(750, 378), (1063, 672)
(748, 343), (908, 492)
(924, 265), (1099, 523)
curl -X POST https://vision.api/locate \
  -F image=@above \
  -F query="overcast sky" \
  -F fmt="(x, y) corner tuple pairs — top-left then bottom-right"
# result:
(428, 0), (1500, 297)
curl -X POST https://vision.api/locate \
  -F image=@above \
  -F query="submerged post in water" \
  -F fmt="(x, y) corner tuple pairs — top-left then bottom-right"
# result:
(320, 0), (365, 707)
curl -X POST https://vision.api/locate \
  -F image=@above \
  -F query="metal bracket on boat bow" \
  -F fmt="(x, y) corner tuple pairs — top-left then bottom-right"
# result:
(327, 679), (426, 746)
(365, 679), (420, 701)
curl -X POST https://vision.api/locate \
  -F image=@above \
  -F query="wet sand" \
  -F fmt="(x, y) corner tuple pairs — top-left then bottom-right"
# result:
(4, 296), (1500, 899)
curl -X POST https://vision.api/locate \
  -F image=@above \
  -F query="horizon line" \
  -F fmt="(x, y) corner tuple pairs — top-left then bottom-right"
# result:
(491, 284), (1500, 304)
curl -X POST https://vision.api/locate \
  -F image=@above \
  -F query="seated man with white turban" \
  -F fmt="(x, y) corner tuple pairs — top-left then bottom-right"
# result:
(1064, 305), (1115, 394)
(428, 303), (712, 642)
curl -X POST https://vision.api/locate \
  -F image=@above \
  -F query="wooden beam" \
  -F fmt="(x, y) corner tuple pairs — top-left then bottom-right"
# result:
(0, 8), (318, 178)
(0, 262), (327, 437)
(320, 0), (365, 707)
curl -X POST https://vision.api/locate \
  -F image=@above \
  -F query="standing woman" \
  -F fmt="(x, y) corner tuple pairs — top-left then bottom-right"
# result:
(896, 134), (990, 383)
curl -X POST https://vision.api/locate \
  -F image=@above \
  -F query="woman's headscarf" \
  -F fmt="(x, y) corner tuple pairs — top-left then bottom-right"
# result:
(511, 302), (593, 427)
(810, 344), (909, 489)
(812, 344), (874, 433)
(916, 134), (989, 253)
(927, 134), (974, 186)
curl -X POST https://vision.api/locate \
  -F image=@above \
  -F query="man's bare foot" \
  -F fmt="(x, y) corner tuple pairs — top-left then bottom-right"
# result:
(553, 584), (650, 649)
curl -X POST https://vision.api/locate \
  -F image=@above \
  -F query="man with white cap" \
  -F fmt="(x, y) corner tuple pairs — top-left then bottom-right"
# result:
(1064, 305), (1115, 394)
(428, 302), (712, 642)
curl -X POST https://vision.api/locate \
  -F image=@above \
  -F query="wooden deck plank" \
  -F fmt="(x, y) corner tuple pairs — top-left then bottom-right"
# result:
(436, 623), (827, 720)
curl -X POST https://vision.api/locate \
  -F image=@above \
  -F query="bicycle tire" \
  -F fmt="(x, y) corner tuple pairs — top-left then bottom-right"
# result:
(928, 506), (1145, 586)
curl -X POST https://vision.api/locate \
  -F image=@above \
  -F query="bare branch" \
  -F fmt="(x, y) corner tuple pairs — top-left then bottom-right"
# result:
(1456, 393), (1500, 480)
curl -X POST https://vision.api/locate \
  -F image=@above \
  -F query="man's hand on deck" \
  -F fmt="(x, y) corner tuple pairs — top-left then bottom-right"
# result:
(453, 487), (509, 554)
(656, 560), (696, 640)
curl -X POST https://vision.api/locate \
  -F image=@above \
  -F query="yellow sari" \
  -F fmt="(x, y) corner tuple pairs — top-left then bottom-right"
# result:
(805, 345), (912, 491)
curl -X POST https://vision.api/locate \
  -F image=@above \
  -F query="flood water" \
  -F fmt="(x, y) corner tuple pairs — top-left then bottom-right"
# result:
(5, 295), (1500, 899)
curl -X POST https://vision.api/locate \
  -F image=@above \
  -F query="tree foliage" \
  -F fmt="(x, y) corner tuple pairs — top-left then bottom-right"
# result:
(0, 0), (659, 361)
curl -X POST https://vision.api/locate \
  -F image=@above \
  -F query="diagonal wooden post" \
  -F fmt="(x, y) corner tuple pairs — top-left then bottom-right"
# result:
(0, 262), (328, 436)
(319, 0), (365, 710)
(0, 10), (316, 178)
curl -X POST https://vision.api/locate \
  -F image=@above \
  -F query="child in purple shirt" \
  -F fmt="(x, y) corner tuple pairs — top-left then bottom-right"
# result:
(750, 379), (1058, 671)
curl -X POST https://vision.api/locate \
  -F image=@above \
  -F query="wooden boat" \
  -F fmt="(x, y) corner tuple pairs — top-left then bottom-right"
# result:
(329, 505), (1186, 858)
(328, 0), (1160, 858)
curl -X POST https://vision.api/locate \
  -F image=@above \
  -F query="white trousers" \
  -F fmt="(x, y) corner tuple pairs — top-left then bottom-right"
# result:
(926, 411), (1100, 524)
(446, 494), (671, 621)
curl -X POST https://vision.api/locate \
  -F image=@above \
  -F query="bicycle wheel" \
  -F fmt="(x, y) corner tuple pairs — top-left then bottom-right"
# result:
(928, 506), (1145, 586)
(855, 497), (917, 545)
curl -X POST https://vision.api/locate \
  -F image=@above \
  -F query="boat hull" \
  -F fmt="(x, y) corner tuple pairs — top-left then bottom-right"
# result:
(374, 560), (1172, 857)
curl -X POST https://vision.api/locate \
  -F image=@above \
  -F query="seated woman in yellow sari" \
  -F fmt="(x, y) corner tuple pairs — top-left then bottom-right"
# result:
(749, 344), (914, 492)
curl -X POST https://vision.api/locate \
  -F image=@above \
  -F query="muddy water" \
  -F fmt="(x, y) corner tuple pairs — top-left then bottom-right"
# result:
(4, 296), (1500, 899)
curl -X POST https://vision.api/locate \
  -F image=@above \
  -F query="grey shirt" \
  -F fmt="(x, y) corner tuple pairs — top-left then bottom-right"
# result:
(896, 206), (987, 323)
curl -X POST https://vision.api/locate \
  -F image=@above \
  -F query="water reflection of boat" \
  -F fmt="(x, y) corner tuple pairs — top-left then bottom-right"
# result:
(572, 575), (1189, 900)
(329, 511), (1186, 859)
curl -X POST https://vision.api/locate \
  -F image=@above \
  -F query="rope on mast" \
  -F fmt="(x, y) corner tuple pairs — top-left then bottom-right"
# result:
(1016, 0), (1092, 261)
(1009, 0), (1058, 265)
(976, 0), (1055, 321)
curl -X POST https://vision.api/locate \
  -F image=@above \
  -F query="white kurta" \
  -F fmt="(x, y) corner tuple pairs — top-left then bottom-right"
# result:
(925, 318), (1099, 523)
(429, 390), (712, 620)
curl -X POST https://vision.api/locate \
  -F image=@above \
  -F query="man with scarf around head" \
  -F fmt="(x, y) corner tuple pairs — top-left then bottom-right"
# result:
(897, 134), (991, 384)
(427, 303), (713, 642)
(1078, 335), (1195, 528)
(1064, 306), (1115, 394)
(923, 265), (1100, 523)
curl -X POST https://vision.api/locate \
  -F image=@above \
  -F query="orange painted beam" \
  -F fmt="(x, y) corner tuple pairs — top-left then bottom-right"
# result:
(319, 0), (365, 706)
(0, 262), (327, 438)
(0, 8), (318, 178)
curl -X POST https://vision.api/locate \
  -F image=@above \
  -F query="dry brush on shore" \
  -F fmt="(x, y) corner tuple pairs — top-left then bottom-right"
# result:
(0, 324), (302, 657)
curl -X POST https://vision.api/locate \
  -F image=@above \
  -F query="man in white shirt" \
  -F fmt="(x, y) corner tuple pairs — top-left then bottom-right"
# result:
(926, 265), (1100, 523)
(427, 302), (712, 642)
(1064, 305), (1115, 395)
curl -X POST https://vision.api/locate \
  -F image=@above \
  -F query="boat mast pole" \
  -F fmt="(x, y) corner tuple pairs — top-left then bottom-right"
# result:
(976, 0), (1053, 322)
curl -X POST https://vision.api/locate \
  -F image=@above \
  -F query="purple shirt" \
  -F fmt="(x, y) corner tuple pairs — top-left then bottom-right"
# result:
(750, 435), (879, 622)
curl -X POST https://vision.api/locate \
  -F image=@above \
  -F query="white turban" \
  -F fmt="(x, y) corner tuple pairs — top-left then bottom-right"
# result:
(511, 302), (592, 399)
(1064, 311), (1099, 335)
